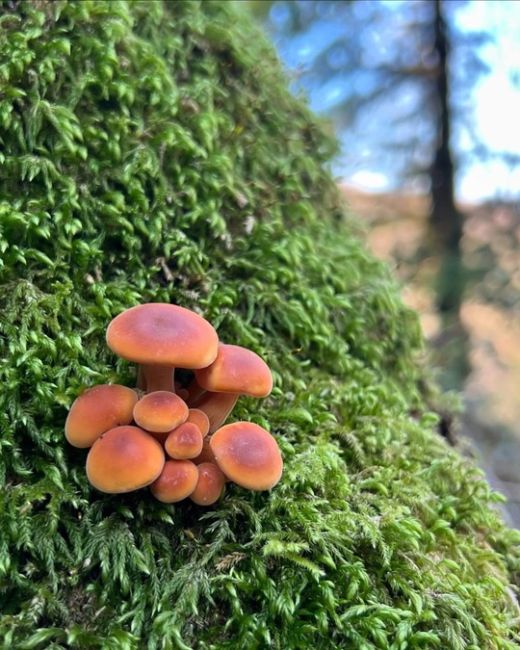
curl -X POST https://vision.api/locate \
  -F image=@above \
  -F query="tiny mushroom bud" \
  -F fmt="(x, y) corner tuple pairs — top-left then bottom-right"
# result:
(186, 408), (210, 437)
(165, 422), (203, 460)
(65, 384), (138, 448)
(174, 381), (190, 401)
(190, 462), (226, 506)
(177, 388), (190, 401)
(194, 344), (273, 432)
(106, 303), (219, 393)
(210, 422), (282, 491)
(133, 391), (188, 433)
(150, 460), (199, 503)
(86, 426), (165, 493)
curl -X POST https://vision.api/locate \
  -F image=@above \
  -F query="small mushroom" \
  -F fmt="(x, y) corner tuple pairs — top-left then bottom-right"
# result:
(106, 303), (219, 393)
(86, 425), (165, 493)
(186, 408), (210, 437)
(65, 384), (138, 448)
(165, 422), (204, 460)
(193, 344), (273, 432)
(133, 391), (188, 433)
(150, 459), (199, 503)
(190, 462), (226, 506)
(210, 422), (282, 490)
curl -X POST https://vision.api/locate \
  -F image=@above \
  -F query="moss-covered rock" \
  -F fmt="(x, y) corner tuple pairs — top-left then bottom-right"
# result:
(0, 1), (519, 647)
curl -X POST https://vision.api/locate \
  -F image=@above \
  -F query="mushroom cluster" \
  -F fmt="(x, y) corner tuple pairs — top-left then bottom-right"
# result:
(65, 303), (283, 505)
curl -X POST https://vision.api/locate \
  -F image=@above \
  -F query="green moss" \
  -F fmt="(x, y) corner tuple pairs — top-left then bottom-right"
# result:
(0, 1), (519, 647)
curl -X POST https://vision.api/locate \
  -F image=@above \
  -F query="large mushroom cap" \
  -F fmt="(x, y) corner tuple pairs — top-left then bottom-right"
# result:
(65, 384), (138, 448)
(150, 460), (198, 503)
(133, 391), (188, 433)
(210, 422), (283, 490)
(195, 344), (272, 397)
(106, 303), (219, 368)
(86, 426), (165, 493)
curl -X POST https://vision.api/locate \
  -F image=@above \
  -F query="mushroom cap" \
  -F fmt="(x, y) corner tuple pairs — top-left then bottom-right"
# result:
(150, 460), (198, 503)
(133, 391), (188, 433)
(86, 426), (165, 493)
(190, 462), (226, 506)
(210, 422), (282, 490)
(165, 422), (204, 460)
(106, 303), (219, 368)
(195, 344), (272, 397)
(65, 384), (138, 448)
(187, 408), (210, 437)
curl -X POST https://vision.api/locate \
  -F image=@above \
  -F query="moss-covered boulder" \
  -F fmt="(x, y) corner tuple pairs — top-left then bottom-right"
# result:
(1, 1), (519, 647)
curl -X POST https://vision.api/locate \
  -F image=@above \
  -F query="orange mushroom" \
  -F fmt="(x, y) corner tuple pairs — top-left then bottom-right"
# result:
(65, 384), (138, 448)
(150, 459), (198, 503)
(186, 408), (210, 437)
(193, 344), (273, 432)
(86, 425), (165, 493)
(190, 462), (226, 506)
(106, 303), (219, 393)
(210, 422), (282, 490)
(133, 391), (188, 433)
(165, 422), (204, 460)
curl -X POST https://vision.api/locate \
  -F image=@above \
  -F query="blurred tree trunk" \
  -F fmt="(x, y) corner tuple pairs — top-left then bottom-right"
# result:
(428, 0), (468, 385)
(429, 0), (463, 314)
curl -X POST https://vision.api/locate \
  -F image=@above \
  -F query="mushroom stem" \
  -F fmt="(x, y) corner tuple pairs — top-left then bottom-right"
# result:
(193, 392), (238, 433)
(137, 366), (147, 391)
(185, 377), (207, 406)
(174, 383), (190, 401)
(141, 364), (175, 393)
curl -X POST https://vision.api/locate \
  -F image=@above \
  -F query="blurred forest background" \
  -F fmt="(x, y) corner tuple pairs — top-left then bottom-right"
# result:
(248, 0), (520, 525)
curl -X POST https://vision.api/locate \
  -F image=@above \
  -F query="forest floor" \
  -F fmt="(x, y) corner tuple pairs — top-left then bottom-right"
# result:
(343, 186), (520, 527)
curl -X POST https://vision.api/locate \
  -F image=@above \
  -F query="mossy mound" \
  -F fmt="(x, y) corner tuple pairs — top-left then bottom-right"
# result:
(1, 2), (519, 647)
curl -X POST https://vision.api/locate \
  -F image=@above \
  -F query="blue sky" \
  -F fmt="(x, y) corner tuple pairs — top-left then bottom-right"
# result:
(453, 1), (520, 201)
(267, 0), (520, 202)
